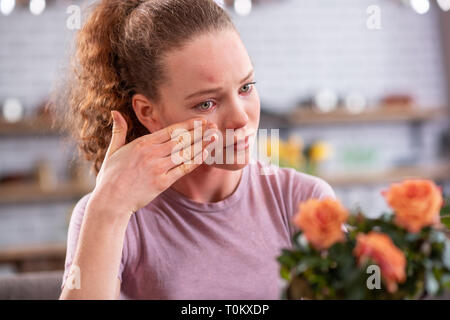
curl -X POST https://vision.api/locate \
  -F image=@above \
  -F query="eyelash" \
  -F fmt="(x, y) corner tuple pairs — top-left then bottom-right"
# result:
(194, 81), (257, 112)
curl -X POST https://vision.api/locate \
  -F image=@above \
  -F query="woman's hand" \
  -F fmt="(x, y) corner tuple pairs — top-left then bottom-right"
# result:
(90, 110), (217, 218)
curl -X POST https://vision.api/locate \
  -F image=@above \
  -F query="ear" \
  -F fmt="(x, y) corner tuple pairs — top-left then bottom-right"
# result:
(132, 93), (164, 133)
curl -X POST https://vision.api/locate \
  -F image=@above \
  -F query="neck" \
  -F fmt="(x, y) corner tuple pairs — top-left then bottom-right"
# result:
(170, 164), (243, 203)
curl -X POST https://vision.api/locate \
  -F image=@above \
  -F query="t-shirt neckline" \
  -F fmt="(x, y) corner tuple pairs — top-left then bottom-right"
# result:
(159, 165), (250, 213)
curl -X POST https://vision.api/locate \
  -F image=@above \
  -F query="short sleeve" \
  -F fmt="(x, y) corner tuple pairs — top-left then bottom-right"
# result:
(291, 170), (336, 211)
(287, 170), (337, 238)
(61, 193), (127, 290)
(310, 176), (336, 200)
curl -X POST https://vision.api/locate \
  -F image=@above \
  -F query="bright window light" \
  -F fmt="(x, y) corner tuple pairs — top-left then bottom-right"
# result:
(0, 0), (15, 16)
(410, 0), (430, 14)
(2, 98), (24, 123)
(234, 0), (252, 17)
(30, 0), (46, 15)
(437, 0), (450, 11)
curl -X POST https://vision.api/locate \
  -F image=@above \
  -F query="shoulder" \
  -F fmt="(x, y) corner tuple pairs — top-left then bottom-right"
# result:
(290, 169), (336, 201)
(66, 192), (94, 235)
(70, 192), (93, 221)
(248, 160), (336, 201)
(247, 161), (336, 238)
(74, 192), (93, 211)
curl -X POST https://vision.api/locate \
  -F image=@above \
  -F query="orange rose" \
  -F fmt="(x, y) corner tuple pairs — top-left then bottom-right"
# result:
(353, 231), (406, 293)
(382, 179), (443, 233)
(292, 197), (349, 250)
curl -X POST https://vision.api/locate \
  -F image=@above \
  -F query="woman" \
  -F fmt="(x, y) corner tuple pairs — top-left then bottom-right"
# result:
(58, 0), (335, 300)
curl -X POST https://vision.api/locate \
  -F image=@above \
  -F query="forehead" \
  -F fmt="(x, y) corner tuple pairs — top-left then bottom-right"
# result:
(162, 30), (252, 89)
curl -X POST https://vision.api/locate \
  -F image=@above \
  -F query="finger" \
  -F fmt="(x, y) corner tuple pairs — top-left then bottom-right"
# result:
(168, 131), (217, 168)
(160, 131), (217, 175)
(158, 126), (219, 157)
(164, 147), (210, 183)
(105, 111), (128, 159)
(148, 117), (208, 144)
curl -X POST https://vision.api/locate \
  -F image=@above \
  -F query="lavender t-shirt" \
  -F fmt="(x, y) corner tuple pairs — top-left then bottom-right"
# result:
(61, 160), (336, 299)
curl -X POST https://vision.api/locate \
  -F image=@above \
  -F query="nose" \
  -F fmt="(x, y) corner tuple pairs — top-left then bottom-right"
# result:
(223, 97), (249, 133)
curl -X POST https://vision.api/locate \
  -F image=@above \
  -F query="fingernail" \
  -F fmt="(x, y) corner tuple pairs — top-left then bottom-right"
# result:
(205, 133), (218, 142)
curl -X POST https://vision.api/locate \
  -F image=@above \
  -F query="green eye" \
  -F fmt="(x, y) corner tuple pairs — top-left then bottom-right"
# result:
(197, 101), (214, 111)
(241, 82), (256, 93)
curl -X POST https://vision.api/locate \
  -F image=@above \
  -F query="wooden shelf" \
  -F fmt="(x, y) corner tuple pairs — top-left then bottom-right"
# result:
(318, 161), (450, 187)
(0, 118), (63, 136)
(287, 106), (449, 126)
(0, 243), (66, 273)
(1, 107), (447, 135)
(0, 181), (93, 205)
(0, 164), (448, 203)
(0, 243), (66, 264)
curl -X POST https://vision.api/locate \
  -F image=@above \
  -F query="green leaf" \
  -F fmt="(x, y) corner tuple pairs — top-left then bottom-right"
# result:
(442, 274), (450, 290)
(277, 252), (297, 269)
(441, 198), (450, 216)
(441, 217), (450, 230)
(280, 266), (291, 281)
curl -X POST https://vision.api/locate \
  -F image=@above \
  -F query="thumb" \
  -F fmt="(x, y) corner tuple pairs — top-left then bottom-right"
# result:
(105, 110), (128, 158)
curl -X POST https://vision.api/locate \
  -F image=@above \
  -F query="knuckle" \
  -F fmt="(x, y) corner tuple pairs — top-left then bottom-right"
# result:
(153, 162), (167, 175)
(180, 163), (190, 174)
(180, 150), (191, 162)
(146, 144), (159, 157)
(177, 134), (186, 146)
(167, 126), (175, 138)
(169, 138), (182, 153)
(135, 139), (147, 152)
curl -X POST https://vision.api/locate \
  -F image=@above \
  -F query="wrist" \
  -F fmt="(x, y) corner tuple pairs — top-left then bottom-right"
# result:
(86, 190), (133, 228)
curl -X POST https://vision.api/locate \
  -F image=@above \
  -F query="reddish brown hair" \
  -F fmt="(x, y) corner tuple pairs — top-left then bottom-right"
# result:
(54, 0), (235, 175)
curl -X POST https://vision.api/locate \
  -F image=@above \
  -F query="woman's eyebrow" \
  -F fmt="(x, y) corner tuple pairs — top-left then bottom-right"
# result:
(184, 69), (254, 101)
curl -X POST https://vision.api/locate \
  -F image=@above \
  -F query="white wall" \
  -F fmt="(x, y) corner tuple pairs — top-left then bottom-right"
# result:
(230, 0), (447, 112)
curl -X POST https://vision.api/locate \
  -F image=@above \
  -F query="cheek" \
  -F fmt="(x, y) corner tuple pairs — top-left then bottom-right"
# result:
(160, 105), (192, 126)
(247, 92), (261, 123)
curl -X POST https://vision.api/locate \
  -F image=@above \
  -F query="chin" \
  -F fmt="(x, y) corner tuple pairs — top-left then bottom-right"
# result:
(205, 149), (252, 171)
(210, 162), (249, 171)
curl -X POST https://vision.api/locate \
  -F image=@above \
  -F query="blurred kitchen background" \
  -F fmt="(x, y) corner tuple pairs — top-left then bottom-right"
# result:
(0, 0), (449, 276)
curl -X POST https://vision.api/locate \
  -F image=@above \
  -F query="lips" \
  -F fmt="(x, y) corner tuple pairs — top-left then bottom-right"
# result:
(235, 136), (250, 151)
(223, 134), (253, 150)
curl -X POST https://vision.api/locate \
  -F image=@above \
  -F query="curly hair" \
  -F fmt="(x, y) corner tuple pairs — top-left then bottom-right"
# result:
(51, 0), (235, 175)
